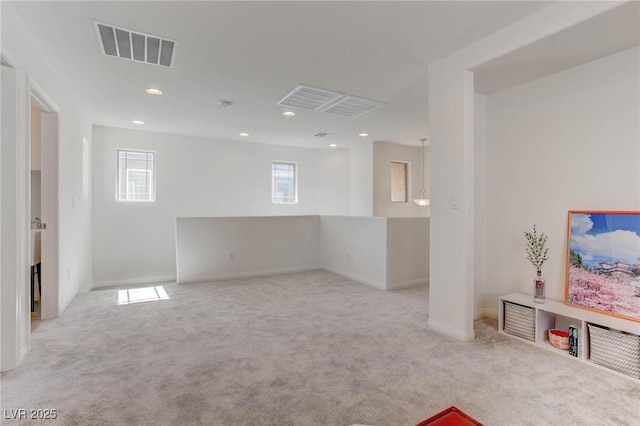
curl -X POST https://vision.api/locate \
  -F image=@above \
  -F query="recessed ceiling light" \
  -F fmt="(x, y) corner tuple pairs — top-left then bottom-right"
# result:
(359, 133), (369, 137)
(146, 88), (163, 95)
(132, 120), (144, 125)
(329, 144), (337, 148)
(283, 111), (296, 117)
(239, 132), (249, 137)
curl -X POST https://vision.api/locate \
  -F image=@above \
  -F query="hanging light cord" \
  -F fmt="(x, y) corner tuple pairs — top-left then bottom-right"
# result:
(420, 138), (426, 197)
(412, 138), (429, 206)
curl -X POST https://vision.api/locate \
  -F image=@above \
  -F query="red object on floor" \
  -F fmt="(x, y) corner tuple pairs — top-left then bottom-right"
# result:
(416, 406), (483, 426)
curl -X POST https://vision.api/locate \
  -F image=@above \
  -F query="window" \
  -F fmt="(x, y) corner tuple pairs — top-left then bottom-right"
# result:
(272, 161), (297, 204)
(390, 161), (408, 202)
(117, 150), (155, 202)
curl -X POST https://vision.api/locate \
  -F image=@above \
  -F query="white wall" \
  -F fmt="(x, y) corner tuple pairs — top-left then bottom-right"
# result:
(482, 46), (640, 313)
(92, 126), (350, 285)
(426, 1), (626, 341)
(386, 217), (429, 289)
(320, 216), (429, 290)
(175, 215), (428, 290)
(428, 66), (476, 341)
(176, 216), (320, 283)
(474, 94), (488, 319)
(348, 141), (374, 216)
(373, 142), (429, 218)
(3, 3), (93, 312)
(319, 216), (388, 289)
(317, 148), (350, 216)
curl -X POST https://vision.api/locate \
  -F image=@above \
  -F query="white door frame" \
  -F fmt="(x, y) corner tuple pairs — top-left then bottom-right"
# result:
(31, 80), (60, 320)
(0, 50), (60, 371)
(1, 53), (30, 371)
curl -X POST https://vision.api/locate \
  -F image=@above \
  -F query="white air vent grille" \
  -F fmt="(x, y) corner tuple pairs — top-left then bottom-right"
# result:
(277, 84), (384, 118)
(94, 21), (176, 68)
(322, 96), (385, 118)
(278, 85), (343, 111)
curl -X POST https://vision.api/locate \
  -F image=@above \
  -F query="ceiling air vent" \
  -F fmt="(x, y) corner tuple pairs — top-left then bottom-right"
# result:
(322, 96), (384, 118)
(314, 132), (330, 138)
(277, 84), (384, 118)
(94, 21), (176, 68)
(277, 85), (343, 111)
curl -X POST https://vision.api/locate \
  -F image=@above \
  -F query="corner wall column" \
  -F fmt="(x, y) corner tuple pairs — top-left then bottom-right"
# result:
(427, 66), (476, 341)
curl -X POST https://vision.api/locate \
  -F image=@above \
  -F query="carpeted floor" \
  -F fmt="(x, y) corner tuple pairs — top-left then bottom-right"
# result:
(1, 270), (639, 425)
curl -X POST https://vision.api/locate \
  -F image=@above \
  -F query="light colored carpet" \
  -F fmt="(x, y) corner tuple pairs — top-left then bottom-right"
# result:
(1, 270), (639, 425)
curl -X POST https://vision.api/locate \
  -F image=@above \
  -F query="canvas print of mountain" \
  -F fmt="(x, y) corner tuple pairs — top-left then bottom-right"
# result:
(566, 211), (640, 322)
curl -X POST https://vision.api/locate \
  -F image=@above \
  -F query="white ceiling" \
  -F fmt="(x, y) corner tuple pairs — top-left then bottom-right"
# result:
(474, 1), (640, 95)
(5, 1), (592, 148)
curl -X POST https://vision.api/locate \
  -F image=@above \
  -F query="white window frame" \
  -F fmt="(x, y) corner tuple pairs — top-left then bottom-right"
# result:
(125, 168), (153, 201)
(390, 160), (410, 203)
(116, 149), (156, 202)
(271, 161), (298, 204)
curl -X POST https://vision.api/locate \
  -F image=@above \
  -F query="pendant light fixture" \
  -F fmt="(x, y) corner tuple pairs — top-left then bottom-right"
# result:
(413, 138), (430, 207)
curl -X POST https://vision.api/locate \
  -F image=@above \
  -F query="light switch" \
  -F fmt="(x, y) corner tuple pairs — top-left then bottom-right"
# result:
(450, 195), (460, 209)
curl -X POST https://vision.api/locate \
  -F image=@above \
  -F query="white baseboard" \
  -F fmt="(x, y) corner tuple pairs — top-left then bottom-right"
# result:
(474, 307), (498, 321)
(90, 269), (426, 296)
(20, 346), (29, 363)
(427, 318), (475, 342)
(387, 277), (429, 290)
(177, 266), (320, 284)
(91, 275), (176, 289)
(321, 267), (386, 290)
(91, 266), (381, 288)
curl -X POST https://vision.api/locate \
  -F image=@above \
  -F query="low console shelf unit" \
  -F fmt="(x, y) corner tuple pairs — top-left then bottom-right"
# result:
(498, 293), (640, 381)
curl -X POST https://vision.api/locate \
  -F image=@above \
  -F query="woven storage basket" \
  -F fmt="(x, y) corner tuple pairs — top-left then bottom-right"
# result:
(504, 301), (535, 342)
(588, 324), (640, 379)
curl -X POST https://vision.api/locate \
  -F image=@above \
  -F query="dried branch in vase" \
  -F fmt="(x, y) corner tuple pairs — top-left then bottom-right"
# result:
(524, 224), (549, 271)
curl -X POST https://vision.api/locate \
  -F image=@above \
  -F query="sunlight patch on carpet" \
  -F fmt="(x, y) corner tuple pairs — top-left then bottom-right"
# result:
(117, 286), (169, 305)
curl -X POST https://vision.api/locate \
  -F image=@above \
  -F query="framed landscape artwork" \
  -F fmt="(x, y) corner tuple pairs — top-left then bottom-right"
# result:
(565, 211), (640, 322)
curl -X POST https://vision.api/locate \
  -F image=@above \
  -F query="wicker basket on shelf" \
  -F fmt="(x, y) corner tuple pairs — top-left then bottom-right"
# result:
(504, 301), (535, 342)
(588, 324), (640, 379)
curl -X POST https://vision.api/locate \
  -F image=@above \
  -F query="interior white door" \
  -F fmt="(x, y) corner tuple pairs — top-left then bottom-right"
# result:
(39, 111), (59, 320)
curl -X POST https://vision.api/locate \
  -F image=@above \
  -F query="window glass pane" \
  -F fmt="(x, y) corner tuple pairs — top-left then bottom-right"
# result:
(391, 161), (408, 202)
(117, 150), (155, 202)
(272, 162), (297, 204)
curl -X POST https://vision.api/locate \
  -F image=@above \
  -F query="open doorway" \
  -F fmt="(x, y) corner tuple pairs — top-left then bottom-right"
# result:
(30, 82), (60, 324)
(1, 54), (61, 371)
(30, 102), (43, 330)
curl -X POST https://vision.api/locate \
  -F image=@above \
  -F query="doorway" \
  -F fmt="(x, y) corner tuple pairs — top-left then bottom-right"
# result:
(30, 102), (43, 330)
(30, 81), (60, 323)
(1, 54), (60, 372)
